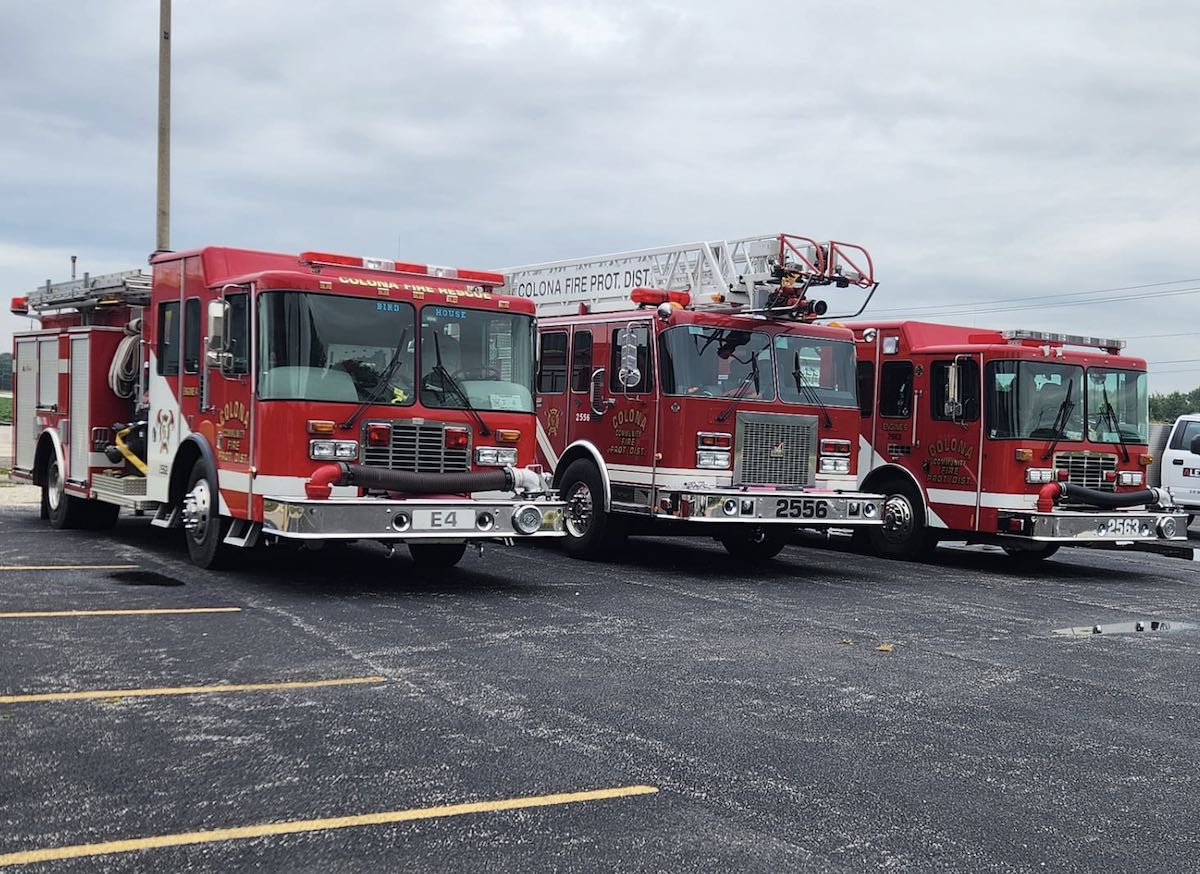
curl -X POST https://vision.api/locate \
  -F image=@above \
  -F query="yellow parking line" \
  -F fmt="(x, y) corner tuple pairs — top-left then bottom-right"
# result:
(0, 565), (139, 571)
(0, 676), (385, 705)
(0, 784), (658, 867)
(0, 607), (242, 619)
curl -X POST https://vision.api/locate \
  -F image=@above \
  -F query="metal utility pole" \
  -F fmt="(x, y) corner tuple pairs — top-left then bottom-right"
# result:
(155, 0), (171, 253)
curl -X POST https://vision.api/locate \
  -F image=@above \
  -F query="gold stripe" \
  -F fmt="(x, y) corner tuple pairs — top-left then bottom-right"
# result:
(0, 785), (658, 867)
(0, 676), (386, 705)
(0, 565), (139, 571)
(0, 607), (242, 619)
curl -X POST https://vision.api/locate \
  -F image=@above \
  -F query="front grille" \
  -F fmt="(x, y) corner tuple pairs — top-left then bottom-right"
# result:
(734, 412), (817, 487)
(1054, 451), (1117, 492)
(362, 420), (470, 473)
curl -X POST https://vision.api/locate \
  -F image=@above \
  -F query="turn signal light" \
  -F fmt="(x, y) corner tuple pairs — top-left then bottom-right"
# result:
(820, 439), (851, 456)
(1139, 453), (1153, 466)
(697, 432), (732, 449)
(1056, 469), (1069, 481)
(495, 429), (521, 443)
(444, 427), (470, 450)
(1104, 470), (1117, 482)
(1014, 449), (1033, 462)
(366, 423), (392, 447)
(307, 420), (335, 435)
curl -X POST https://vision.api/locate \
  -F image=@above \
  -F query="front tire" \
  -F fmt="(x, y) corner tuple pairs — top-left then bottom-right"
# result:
(720, 528), (787, 561)
(866, 481), (938, 561)
(408, 542), (467, 568)
(183, 459), (230, 569)
(559, 460), (623, 560)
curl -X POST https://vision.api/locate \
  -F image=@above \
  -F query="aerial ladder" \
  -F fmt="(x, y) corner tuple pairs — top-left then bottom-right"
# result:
(13, 269), (152, 317)
(499, 233), (877, 319)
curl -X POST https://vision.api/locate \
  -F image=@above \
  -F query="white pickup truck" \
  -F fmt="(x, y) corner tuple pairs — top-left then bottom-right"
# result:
(1158, 413), (1200, 523)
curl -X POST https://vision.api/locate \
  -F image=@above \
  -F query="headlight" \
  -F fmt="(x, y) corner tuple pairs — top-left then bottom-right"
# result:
(1118, 471), (1144, 486)
(476, 446), (519, 466)
(1025, 468), (1055, 484)
(310, 440), (358, 461)
(818, 457), (851, 474)
(696, 450), (731, 469)
(512, 504), (544, 535)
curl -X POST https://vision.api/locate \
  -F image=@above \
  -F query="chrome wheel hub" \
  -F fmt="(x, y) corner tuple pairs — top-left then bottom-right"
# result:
(182, 480), (213, 541)
(880, 493), (915, 544)
(565, 482), (594, 538)
(47, 461), (63, 511)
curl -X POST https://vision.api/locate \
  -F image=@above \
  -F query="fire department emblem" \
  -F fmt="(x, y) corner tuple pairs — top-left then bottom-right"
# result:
(769, 439), (787, 458)
(154, 409), (176, 454)
(545, 407), (561, 438)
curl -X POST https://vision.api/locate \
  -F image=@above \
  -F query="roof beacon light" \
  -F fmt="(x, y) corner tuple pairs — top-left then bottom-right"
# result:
(10, 296), (29, 315)
(299, 251), (504, 286)
(1001, 329), (1125, 353)
(631, 287), (691, 308)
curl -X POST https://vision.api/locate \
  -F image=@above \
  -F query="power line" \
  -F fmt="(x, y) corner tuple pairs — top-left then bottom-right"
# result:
(869, 276), (1200, 316)
(872, 284), (1200, 319)
(1125, 331), (1200, 341)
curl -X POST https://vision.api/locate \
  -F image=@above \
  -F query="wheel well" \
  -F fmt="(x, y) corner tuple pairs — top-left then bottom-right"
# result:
(861, 465), (926, 523)
(169, 441), (203, 507)
(32, 433), (58, 487)
(553, 444), (611, 511)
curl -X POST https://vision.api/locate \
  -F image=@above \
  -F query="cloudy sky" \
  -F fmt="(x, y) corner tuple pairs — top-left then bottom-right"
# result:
(2, 1), (1198, 388)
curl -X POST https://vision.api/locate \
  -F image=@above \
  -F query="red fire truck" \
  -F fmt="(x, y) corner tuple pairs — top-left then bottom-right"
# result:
(8, 246), (564, 568)
(847, 321), (1189, 561)
(500, 233), (884, 559)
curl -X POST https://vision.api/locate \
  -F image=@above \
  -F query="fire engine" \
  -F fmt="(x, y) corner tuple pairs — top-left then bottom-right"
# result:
(847, 321), (1189, 561)
(8, 246), (564, 569)
(500, 233), (885, 560)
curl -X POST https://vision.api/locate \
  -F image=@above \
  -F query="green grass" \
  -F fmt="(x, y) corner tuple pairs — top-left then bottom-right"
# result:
(0, 396), (10, 424)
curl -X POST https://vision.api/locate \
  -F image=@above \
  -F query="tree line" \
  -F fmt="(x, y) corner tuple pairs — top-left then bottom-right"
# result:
(1150, 387), (1200, 423)
(0, 352), (10, 392)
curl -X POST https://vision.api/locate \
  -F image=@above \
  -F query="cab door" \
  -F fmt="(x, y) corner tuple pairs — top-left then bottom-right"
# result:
(535, 328), (570, 466)
(1162, 417), (1200, 508)
(202, 289), (254, 518)
(925, 355), (983, 530)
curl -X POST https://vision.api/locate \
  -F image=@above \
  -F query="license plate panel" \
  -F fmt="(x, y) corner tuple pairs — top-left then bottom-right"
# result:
(413, 508), (476, 531)
(1097, 517), (1149, 538)
(774, 498), (830, 519)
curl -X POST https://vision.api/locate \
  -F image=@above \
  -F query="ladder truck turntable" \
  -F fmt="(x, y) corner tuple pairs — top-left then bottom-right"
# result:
(847, 320), (1190, 562)
(501, 233), (886, 560)
(9, 246), (565, 569)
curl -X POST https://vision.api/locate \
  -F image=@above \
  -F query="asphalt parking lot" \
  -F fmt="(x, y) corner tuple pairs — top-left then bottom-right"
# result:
(1, 499), (1199, 872)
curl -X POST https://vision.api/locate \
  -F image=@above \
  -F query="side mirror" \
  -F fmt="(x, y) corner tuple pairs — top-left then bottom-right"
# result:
(943, 360), (963, 420)
(616, 326), (641, 390)
(1190, 433), (1200, 456)
(206, 299), (229, 353)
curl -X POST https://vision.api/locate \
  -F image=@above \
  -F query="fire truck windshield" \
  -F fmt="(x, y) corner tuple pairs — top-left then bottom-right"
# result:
(985, 360), (1085, 441)
(657, 326), (775, 398)
(774, 336), (857, 408)
(258, 292), (416, 404)
(419, 307), (536, 413)
(1086, 367), (1149, 444)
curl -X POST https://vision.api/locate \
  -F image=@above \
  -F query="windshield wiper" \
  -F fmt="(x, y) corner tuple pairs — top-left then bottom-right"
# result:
(1095, 382), (1130, 462)
(791, 352), (833, 429)
(340, 327), (409, 431)
(432, 331), (491, 437)
(716, 353), (760, 423)
(1040, 378), (1075, 461)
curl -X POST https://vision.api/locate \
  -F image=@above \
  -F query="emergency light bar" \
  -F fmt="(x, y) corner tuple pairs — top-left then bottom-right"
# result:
(299, 251), (505, 286)
(1001, 329), (1125, 353)
(631, 287), (691, 307)
(10, 296), (28, 315)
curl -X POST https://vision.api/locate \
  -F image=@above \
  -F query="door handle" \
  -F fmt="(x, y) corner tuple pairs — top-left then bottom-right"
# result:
(1173, 459), (1185, 465)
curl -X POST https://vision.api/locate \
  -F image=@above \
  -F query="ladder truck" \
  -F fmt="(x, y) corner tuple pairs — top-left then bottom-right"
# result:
(846, 320), (1190, 562)
(500, 233), (885, 560)
(8, 246), (565, 569)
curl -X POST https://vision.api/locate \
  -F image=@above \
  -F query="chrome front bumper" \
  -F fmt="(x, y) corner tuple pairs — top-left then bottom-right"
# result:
(261, 495), (565, 541)
(996, 509), (1189, 543)
(655, 489), (883, 526)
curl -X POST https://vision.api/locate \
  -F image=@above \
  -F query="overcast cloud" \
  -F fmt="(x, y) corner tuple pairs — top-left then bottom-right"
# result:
(2, 1), (1198, 387)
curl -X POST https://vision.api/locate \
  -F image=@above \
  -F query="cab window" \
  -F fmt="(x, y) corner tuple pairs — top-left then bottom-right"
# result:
(610, 324), (653, 393)
(537, 331), (568, 394)
(157, 300), (180, 376)
(856, 361), (875, 418)
(571, 330), (593, 393)
(879, 361), (912, 418)
(930, 359), (980, 422)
